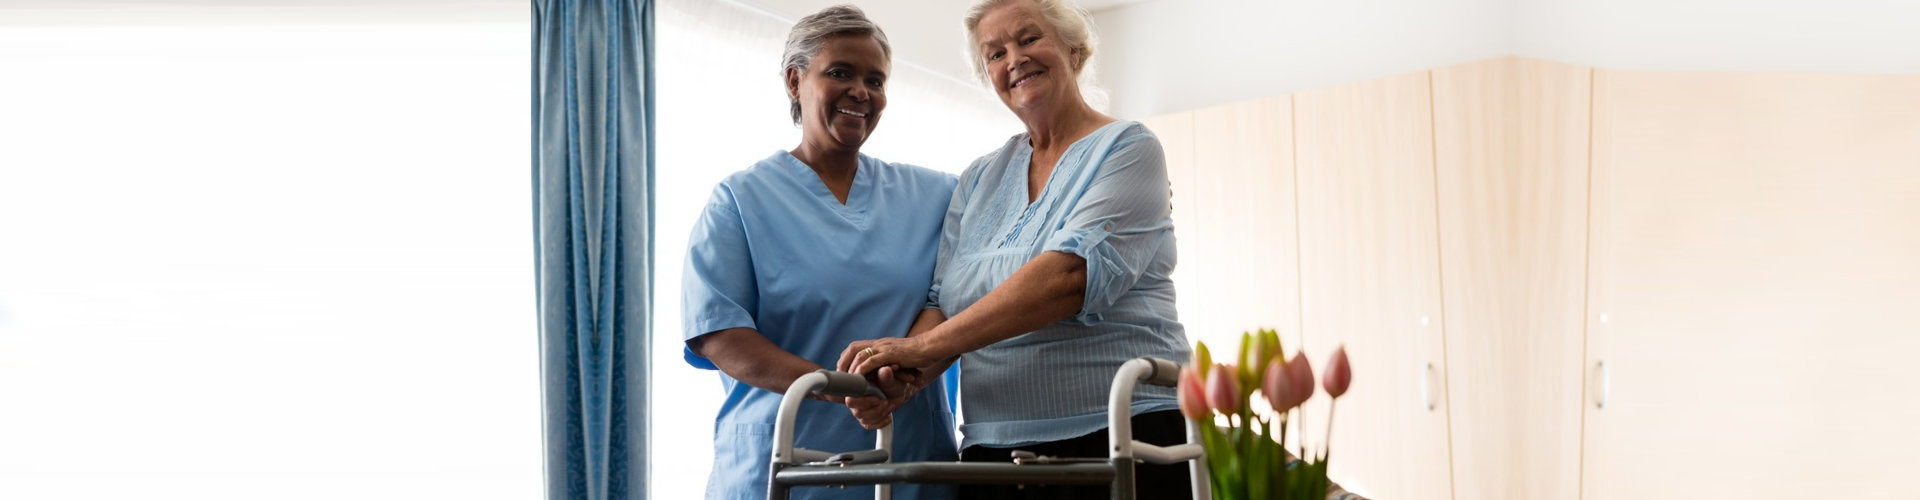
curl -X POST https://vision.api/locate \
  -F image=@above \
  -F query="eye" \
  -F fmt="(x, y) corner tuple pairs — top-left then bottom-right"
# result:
(866, 77), (884, 89)
(1021, 35), (1040, 46)
(826, 68), (849, 79)
(987, 50), (1004, 62)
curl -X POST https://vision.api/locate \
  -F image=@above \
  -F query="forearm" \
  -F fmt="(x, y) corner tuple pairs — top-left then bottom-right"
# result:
(898, 309), (955, 387)
(689, 327), (823, 396)
(919, 251), (1086, 359)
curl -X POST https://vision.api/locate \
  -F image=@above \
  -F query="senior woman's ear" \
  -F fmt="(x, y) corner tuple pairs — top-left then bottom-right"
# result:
(784, 67), (802, 100)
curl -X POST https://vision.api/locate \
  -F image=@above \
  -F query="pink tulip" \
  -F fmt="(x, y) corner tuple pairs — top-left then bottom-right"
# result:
(1262, 357), (1300, 411)
(1206, 363), (1240, 414)
(1177, 366), (1210, 421)
(1323, 345), (1352, 398)
(1286, 351), (1315, 404)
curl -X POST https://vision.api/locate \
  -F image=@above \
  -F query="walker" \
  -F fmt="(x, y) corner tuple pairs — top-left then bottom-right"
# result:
(768, 356), (1211, 500)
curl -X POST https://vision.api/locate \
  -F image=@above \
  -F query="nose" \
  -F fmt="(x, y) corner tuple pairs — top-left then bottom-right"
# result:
(848, 84), (869, 102)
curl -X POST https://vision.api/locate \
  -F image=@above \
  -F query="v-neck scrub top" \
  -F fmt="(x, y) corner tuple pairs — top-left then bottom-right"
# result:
(930, 121), (1193, 449)
(681, 151), (959, 500)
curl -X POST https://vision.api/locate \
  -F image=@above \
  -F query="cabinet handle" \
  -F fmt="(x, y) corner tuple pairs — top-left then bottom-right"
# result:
(1593, 360), (1610, 409)
(1420, 362), (1436, 411)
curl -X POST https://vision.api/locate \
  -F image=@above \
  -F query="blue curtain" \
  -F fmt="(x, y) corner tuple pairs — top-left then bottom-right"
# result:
(533, 1), (654, 499)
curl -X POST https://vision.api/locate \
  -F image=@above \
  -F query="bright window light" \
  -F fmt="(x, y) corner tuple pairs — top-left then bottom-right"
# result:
(0, 18), (538, 500)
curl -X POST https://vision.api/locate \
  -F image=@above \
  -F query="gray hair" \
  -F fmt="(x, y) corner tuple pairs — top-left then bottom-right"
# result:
(781, 4), (892, 124)
(962, 0), (1098, 86)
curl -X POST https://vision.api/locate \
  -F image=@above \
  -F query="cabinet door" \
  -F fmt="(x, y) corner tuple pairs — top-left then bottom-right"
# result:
(1432, 57), (1589, 500)
(1583, 71), (1920, 498)
(1294, 71), (1453, 499)
(1184, 97), (1302, 353)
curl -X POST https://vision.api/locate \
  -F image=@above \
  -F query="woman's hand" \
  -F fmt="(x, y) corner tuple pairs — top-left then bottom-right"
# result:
(838, 337), (944, 377)
(845, 365), (916, 430)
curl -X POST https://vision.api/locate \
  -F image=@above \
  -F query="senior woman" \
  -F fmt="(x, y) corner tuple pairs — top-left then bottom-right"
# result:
(838, 0), (1192, 498)
(680, 5), (958, 500)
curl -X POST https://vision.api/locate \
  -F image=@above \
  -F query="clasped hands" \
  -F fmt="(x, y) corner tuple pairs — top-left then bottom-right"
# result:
(834, 337), (945, 430)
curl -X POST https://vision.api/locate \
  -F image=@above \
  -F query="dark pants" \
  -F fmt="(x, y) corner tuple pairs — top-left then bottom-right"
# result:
(957, 410), (1193, 500)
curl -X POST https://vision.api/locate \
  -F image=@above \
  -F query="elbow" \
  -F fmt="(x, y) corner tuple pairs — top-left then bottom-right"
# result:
(1049, 252), (1089, 307)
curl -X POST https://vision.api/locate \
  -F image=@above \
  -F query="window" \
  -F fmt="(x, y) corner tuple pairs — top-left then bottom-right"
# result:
(0, 13), (538, 500)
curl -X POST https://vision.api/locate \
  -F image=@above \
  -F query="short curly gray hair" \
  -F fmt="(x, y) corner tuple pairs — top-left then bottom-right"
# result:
(781, 5), (892, 125)
(962, 0), (1098, 85)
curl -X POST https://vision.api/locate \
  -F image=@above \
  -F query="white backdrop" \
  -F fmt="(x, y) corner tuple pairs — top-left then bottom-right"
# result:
(0, 19), (539, 500)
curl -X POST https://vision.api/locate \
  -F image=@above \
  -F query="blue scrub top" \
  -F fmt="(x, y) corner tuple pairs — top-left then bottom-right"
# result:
(682, 151), (959, 500)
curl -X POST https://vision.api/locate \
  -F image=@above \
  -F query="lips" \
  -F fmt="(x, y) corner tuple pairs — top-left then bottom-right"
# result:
(1008, 70), (1043, 90)
(835, 108), (869, 119)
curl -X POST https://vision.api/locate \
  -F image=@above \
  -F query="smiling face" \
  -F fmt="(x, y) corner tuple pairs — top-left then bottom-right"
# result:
(787, 34), (890, 154)
(973, 0), (1080, 116)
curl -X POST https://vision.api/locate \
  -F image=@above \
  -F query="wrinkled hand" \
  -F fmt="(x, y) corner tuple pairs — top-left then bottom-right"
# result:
(838, 337), (942, 377)
(845, 365), (919, 430)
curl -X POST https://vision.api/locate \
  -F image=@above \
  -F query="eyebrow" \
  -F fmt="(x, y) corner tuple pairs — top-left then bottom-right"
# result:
(978, 23), (1043, 51)
(824, 61), (887, 80)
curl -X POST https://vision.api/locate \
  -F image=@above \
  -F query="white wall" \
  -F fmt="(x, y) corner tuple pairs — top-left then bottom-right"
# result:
(1097, 0), (1920, 119)
(1513, 0), (1920, 74)
(1093, 0), (1511, 118)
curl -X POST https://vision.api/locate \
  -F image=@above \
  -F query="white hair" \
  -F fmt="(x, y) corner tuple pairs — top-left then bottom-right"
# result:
(961, 0), (1106, 110)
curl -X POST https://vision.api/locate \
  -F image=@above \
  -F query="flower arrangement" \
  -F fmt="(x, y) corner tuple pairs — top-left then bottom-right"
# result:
(1177, 328), (1352, 500)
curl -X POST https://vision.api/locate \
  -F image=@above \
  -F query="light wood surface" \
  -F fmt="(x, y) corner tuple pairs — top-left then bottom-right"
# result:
(1431, 57), (1590, 500)
(1187, 96), (1303, 354)
(1582, 70), (1920, 499)
(1293, 70), (1455, 500)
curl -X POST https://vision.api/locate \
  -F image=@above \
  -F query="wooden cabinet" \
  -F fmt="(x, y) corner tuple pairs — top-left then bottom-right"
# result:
(1146, 58), (1920, 499)
(1293, 70), (1455, 499)
(1431, 57), (1590, 500)
(1185, 97), (1302, 352)
(1582, 70), (1920, 499)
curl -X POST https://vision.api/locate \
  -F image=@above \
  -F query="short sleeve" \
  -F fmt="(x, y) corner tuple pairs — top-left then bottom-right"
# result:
(1040, 126), (1172, 325)
(928, 154), (991, 311)
(680, 184), (759, 370)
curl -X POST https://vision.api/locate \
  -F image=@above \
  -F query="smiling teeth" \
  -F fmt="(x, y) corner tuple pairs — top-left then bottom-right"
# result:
(837, 109), (867, 118)
(1011, 73), (1038, 89)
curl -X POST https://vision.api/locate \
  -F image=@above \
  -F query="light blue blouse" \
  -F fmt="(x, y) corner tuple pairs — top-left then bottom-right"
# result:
(682, 151), (958, 500)
(932, 121), (1192, 448)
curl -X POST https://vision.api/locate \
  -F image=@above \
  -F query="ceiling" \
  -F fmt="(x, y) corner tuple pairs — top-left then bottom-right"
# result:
(740, 0), (1160, 87)
(0, 0), (1154, 82)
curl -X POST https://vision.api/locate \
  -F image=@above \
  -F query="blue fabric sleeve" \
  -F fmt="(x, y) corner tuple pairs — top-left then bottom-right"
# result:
(1040, 128), (1172, 325)
(928, 154), (990, 310)
(679, 184), (759, 370)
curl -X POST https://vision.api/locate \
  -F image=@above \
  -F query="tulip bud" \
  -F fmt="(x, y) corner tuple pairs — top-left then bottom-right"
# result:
(1261, 329), (1284, 365)
(1323, 345), (1352, 398)
(1262, 356), (1299, 411)
(1193, 342), (1213, 382)
(1207, 363), (1240, 415)
(1287, 351), (1314, 405)
(1246, 331), (1273, 387)
(1177, 366), (1210, 421)
(1237, 332), (1256, 387)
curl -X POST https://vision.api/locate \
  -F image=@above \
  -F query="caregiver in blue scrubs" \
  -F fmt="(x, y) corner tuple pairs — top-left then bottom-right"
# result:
(679, 5), (958, 500)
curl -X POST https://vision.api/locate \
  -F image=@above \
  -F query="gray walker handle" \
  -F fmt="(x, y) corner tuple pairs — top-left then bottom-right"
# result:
(1109, 357), (1210, 500)
(772, 358), (1213, 500)
(770, 370), (894, 500)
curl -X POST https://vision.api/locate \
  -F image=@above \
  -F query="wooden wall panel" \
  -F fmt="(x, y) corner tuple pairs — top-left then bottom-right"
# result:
(1294, 71), (1454, 499)
(1582, 71), (1920, 499)
(1431, 57), (1590, 500)
(1187, 97), (1301, 353)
